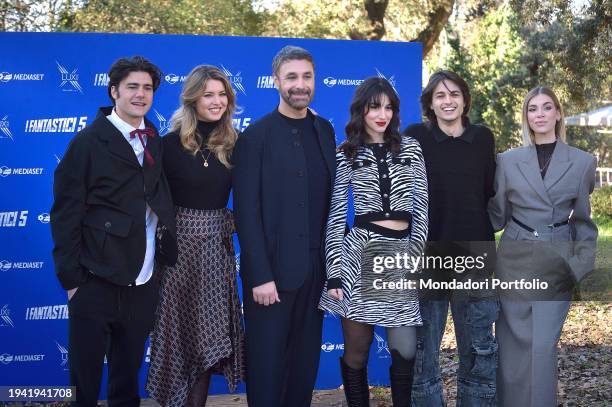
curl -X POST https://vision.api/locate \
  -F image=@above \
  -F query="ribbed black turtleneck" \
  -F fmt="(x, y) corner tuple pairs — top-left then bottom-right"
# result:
(162, 120), (232, 209)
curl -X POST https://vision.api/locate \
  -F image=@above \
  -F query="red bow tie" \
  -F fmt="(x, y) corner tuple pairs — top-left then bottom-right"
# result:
(129, 128), (156, 166)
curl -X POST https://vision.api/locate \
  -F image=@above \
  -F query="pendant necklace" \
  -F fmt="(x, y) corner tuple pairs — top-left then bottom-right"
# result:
(199, 148), (212, 168)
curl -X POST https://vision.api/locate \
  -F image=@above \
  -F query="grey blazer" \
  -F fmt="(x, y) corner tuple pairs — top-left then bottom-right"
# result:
(488, 140), (598, 283)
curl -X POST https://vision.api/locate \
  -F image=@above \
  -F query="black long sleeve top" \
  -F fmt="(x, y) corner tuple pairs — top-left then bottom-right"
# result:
(404, 119), (496, 242)
(162, 120), (231, 210)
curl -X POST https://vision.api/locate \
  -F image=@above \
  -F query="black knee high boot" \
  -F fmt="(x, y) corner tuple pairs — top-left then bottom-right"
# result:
(389, 350), (415, 407)
(339, 357), (370, 406)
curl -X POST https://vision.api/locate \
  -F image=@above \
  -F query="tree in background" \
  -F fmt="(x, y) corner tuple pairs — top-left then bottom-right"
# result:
(1, 0), (609, 161)
(257, 0), (455, 56)
(426, 0), (610, 157)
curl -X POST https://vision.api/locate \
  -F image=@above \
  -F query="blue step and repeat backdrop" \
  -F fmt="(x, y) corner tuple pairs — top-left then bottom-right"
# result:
(0, 32), (422, 397)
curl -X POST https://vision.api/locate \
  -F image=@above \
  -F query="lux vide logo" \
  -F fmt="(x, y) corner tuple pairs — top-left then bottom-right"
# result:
(220, 65), (246, 95)
(56, 61), (83, 94)
(375, 68), (396, 90)
(374, 332), (391, 356)
(56, 342), (68, 369)
(153, 109), (171, 135)
(0, 115), (13, 140)
(0, 305), (14, 327)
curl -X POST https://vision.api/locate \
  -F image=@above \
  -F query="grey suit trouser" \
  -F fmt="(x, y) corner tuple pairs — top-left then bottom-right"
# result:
(497, 300), (570, 407)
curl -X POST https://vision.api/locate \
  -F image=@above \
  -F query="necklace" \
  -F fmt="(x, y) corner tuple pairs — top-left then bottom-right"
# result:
(539, 150), (554, 176)
(199, 148), (212, 168)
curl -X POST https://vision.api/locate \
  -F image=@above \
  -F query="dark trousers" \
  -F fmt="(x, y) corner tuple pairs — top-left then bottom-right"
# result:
(67, 273), (159, 407)
(243, 250), (324, 407)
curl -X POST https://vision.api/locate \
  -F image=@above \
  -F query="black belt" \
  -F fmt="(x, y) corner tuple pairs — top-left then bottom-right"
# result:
(511, 216), (569, 237)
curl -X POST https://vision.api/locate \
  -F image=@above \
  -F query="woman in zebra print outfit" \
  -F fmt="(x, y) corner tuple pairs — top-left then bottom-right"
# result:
(319, 77), (428, 406)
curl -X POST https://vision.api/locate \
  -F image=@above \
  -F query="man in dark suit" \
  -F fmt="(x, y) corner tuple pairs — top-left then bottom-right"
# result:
(232, 45), (336, 407)
(50, 56), (177, 407)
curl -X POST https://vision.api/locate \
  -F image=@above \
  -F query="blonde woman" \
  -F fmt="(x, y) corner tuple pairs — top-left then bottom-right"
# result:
(488, 86), (597, 406)
(147, 65), (244, 406)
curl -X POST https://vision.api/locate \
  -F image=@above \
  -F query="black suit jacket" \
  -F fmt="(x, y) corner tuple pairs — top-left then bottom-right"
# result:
(232, 109), (336, 291)
(50, 107), (177, 290)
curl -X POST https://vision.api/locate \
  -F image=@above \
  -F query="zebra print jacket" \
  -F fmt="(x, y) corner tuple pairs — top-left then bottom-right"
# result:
(325, 136), (429, 284)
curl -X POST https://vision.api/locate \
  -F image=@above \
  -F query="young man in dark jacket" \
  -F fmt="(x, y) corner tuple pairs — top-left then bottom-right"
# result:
(51, 56), (177, 407)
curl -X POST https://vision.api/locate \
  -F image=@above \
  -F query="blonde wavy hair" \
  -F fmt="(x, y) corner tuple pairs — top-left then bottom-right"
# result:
(170, 65), (237, 168)
(521, 86), (566, 147)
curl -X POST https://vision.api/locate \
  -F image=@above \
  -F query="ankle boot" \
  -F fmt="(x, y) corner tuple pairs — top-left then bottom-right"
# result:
(339, 357), (370, 406)
(389, 358), (415, 407)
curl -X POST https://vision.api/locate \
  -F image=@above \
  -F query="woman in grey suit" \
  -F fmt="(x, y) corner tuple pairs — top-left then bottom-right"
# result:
(488, 86), (597, 407)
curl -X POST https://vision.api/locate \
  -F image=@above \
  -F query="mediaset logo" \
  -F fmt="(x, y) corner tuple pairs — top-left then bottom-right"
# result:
(221, 65), (246, 95)
(0, 71), (45, 83)
(321, 342), (344, 352)
(0, 353), (45, 365)
(93, 73), (109, 87)
(323, 76), (364, 88)
(0, 165), (44, 177)
(38, 213), (50, 224)
(24, 116), (88, 133)
(322, 68), (397, 89)
(0, 210), (28, 227)
(25, 305), (69, 320)
(1, 305), (14, 328)
(56, 61), (83, 94)
(153, 109), (171, 136)
(0, 115), (13, 140)
(256, 75), (275, 89)
(0, 260), (44, 271)
(0, 260), (11, 271)
(164, 73), (187, 85)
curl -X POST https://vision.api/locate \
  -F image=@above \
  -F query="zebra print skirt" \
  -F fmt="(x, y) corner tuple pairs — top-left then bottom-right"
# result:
(319, 224), (422, 327)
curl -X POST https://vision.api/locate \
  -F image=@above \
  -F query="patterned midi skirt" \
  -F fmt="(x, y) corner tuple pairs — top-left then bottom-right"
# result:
(146, 207), (245, 407)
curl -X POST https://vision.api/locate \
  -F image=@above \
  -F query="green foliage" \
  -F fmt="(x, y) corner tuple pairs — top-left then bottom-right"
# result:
(63, 0), (263, 36)
(258, 0), (443, 41)
(443, 2), (530, 151)
(567, 126), (611, 167)
(592, 185), (612, 218)
(511, 0), (612, 113)
(429, 1), (611, 155)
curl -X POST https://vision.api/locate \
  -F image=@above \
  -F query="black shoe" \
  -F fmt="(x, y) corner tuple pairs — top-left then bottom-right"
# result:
(339, 357), (370, 406)
(389, 358), (415, 407)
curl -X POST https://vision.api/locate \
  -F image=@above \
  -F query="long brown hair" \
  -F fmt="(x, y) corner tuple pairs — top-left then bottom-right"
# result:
(340, 77), (402, 159)
(170, 65), (237, 168)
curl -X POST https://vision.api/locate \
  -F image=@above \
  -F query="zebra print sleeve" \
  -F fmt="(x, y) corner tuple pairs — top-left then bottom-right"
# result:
(325, 151), (351, 281)
(408, 140), (429, 262)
